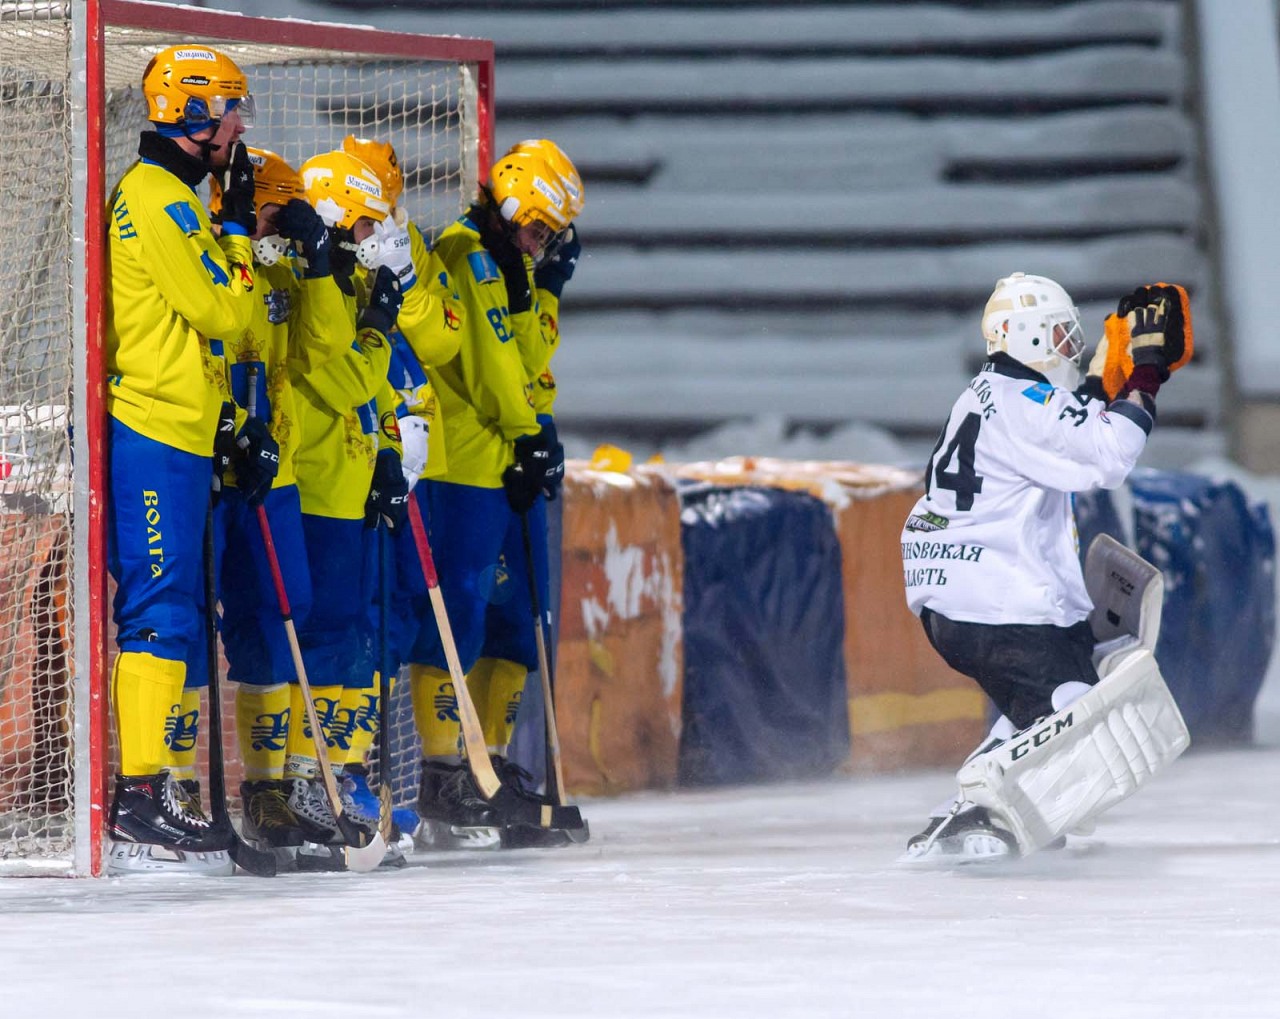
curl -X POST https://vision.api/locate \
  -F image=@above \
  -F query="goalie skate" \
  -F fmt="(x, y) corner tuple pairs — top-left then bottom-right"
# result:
(897, 805), (1018, 867)
(957, 648), (1189, 855)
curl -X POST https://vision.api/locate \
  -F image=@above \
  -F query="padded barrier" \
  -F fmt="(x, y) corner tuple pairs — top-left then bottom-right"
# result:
(1078, 471), (1275, 743)
(528, 469), (684, 796)
(676, 483), (849, 786)
(1129, 468), (1275, 743)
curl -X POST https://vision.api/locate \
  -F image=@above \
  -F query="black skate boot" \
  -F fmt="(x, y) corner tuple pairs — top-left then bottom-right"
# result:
(241, 780), (307, 849)
(414, 761), (501, 850)
(106, 772), (234, 876)
(491, 756), (577, 850)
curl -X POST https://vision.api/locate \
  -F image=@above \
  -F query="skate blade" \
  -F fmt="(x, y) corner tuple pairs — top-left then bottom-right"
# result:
(896, 831), (1018, 869)
(106, 841), (236, 877)
(500, 818), (590, 850)
(413, 818), (502, 852)
(295, 842), (347, 872)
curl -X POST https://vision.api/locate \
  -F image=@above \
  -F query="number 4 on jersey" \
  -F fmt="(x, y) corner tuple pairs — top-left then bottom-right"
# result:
(925, 412), (984, 511)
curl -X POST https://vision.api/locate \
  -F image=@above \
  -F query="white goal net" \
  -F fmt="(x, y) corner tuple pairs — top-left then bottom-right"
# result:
(0, 0), (492, 875)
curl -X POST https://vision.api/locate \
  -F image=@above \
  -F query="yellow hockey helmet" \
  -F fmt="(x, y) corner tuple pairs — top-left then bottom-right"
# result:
(489, 148), (578, 232)
(141, 44), (253, 131)
(299, 150), (390, 230)
(342, 135), (404, 207)
(207, 147), (302, 216)
(504, 139), (584, 221)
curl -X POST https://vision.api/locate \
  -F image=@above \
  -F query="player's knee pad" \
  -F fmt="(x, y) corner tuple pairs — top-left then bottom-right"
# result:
(956, 649), (1189, 854)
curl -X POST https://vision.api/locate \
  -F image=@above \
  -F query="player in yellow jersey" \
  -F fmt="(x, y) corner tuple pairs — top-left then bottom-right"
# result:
(338, 136), (466, 832)
(104, 44), (262, 875)
(198, 147), (369, 855)
(282, 149), (410, 860)
(406, 143), (581, 847)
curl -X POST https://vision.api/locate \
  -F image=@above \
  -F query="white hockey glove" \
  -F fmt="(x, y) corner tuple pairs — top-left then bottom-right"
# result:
(398, 414), (429, 491)
(362, 209), (417, 289)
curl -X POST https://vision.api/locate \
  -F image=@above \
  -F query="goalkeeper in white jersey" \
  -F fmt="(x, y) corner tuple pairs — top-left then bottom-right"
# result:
(900, 271), (1193, 861)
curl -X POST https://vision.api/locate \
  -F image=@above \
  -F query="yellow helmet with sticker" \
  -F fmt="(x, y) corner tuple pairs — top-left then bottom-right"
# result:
(141, 44), (253, 131)
(489, 147), (579, 232)
(342, 135), (404, 207)
(299, 150), (390, 230)
(503, 139), (584, 222)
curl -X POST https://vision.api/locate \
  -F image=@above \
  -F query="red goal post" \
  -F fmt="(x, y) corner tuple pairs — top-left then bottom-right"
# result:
(0, 0), (493, 876)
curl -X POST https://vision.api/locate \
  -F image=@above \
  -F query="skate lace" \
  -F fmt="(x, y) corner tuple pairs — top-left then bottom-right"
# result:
(164, 776), (212, 831)
(444, 765), (489, 809)
(250, 786), (296, 828)
(291, 779), (338, 826)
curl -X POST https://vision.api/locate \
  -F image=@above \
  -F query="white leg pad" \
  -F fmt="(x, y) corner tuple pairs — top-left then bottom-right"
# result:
(956, 649), (1189, 855)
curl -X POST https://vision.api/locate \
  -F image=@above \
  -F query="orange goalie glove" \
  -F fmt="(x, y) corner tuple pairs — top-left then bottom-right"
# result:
(1091, 283), (1193, 399)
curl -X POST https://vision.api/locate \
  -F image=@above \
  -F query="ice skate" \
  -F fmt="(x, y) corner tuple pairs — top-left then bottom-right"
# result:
(897, 804), (1018, 867)
(414, 761), (501, 850)
(490, 756), (581, 849)
(284, 776), (343, 844)
(106, 772), (235, 876)
(240, 780), (309, 848)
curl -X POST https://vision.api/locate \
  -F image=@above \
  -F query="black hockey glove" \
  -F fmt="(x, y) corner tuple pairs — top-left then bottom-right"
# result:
(365, 448), (410, 532)
(534, 226), (581, 298)
(357, 265), (404, 338)
(219, 142), (257, 237)
(502, 426), (561, 514)
(234, 417), (280, 507)
(476, 208), (532, 314)
(536, 417), (565, 500)
(211, 401), (238, 495)
(275, 198), (331, 278)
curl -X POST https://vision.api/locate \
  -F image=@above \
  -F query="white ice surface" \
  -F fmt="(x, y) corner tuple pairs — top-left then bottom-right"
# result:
(3, 742), (1280, 1018)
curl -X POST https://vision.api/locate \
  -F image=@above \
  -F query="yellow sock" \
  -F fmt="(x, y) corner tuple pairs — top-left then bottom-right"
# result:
(478, 657), (528, 755)
(237, 683), (290, 782)
(410, 663), (461, 760)
(284, 683), (342, 778)
(342, 683), (379, 768)
(112, 651), (186, 777)
(164, 687), (202, 783)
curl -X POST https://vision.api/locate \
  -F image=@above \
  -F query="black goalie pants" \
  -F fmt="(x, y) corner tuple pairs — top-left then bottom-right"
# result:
(919, 608), (1100, 730)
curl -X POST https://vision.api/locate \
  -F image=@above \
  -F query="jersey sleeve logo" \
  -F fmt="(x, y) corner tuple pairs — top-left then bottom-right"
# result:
(1020, 382), (1054, 405)
(467, 250), (500, 284)
(164, 200), (203, 237)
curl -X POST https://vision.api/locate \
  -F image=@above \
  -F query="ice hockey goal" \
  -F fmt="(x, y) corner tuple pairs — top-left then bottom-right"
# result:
(0, 0), (492, 875)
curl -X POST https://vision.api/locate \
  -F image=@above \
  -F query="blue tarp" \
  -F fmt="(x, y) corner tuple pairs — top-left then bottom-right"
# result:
(677, 485), (850, 787)
(1129, 468), (1275, 743)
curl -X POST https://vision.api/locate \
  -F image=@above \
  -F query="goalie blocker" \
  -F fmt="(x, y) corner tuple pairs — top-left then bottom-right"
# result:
(955, 535), (1190, 856)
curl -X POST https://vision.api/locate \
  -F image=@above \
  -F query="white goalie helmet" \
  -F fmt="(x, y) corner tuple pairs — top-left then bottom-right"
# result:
(982, 272), (1085, 390)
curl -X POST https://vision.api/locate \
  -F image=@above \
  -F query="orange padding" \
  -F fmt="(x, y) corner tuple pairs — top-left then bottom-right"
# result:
(556, 459), (987, 794)
(557, 467), (685, 796)
(0, 515), (71, 812)
(1158, 281), (1195, 373)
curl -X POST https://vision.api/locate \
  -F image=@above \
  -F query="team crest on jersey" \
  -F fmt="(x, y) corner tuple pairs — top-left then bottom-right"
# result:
(380, 411), (402, 443)
(905, 510), (950, 533)
(443, 305), (462, 330)
(232, 260), (255, 293)
(467, 250), (501, 284)
(536, 370), (556, 392)
(1021, 383), (1054, 405)
(265, 286), (292, 324)
(164, 200), (202, 237)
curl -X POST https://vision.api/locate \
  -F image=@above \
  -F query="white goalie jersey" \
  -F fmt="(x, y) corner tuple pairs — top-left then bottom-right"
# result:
(902, 355), (1153, 627)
